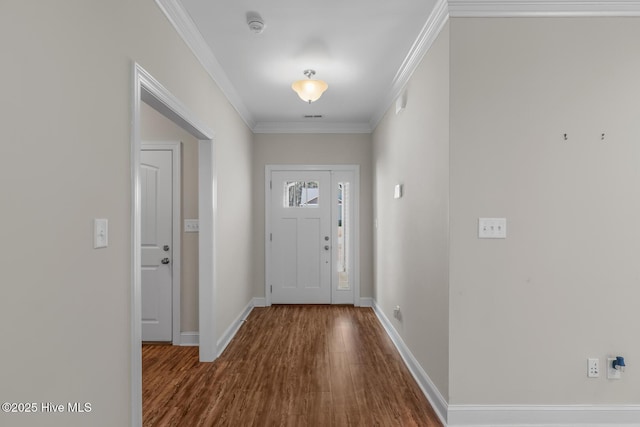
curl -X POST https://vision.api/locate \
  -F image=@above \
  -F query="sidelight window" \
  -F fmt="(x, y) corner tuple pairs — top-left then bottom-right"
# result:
(337, 182), (350, 290)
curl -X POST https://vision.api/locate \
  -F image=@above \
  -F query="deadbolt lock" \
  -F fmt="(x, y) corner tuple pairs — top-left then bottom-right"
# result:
(163, 245), (170, 252)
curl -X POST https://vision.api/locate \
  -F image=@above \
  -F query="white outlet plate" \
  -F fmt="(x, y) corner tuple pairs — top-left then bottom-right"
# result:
(184, 219), (199, 233)
(479, 218), (507, 239)
(587, 358), (599, 378)
(607, 358), (622, 379)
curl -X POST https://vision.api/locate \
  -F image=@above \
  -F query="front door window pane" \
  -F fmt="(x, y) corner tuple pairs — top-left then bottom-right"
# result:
(284, 181), (319, 207)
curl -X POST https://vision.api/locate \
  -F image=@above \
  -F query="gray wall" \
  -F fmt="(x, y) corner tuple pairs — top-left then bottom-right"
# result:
(0, 1), (254, 425)
(372, 23), (451, 400)
(449, 17), (640, 405)
(371, 15), (640, 409)
(4, 2), (639, 424)
(252, 133), (374, 300)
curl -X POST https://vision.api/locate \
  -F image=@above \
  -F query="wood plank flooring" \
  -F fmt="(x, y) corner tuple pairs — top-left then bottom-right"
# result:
(143, 305), (442, 426)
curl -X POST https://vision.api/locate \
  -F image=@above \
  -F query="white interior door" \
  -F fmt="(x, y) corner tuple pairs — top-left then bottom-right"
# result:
(141, 150), (173, 341)
(270, 170), (331, 303)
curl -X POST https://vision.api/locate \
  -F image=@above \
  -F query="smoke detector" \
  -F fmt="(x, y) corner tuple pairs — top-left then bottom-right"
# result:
(246, 11), (265, 34)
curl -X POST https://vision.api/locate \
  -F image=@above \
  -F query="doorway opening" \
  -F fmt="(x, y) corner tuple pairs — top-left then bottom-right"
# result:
(131, 63), (217, 426)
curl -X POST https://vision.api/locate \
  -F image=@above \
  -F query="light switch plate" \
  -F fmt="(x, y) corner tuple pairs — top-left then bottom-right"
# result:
(94, 218), (108, 249)
(478, 218), (507, 239)
(394, 184), (402, 199)
(184, 219), (199, 233)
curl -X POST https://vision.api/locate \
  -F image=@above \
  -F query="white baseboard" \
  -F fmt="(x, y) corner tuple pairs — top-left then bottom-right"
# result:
(447, 404), (640, 426)
(252, 297), (267, 307)
(372, 300), (448, 425)
(216, 299), (255, 357)
(358, 297), (373, 307)
(372, 299), (640, 426)
(180, 298), (262, 352)
(179, 331), (199, 346)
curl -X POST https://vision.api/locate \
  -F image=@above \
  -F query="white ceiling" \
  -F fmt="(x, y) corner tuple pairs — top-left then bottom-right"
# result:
(177, 0), (438, 132)
(166, 0), (640, 133)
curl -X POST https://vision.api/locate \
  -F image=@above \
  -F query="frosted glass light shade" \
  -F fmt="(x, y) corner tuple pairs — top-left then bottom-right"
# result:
(291, 78), (328, 103)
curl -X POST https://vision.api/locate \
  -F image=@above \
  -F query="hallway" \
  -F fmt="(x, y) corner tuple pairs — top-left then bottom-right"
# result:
(143, 305), (442, 426)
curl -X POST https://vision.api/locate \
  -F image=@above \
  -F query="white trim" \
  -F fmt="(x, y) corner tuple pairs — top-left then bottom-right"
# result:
(138, 68), (214, 141)
(358, 297), (374, 307)
(216, 299), (255, 357)
(198, 140), (217, 362)
(179, 331), (199, 346)
(154, 0), (254, 129)
(265, 165), (361, 307)
(131, 60), (144, 427)
(369, 0), (450, 129)
(373, 292), (640, 427)
(447, 404), (640, 426)
(132, 62), (216, 426)
(179, 303), (265, 350)
(154, 0), (640, 135)
(264, 167), (271, 306)
(253, 121), (372, 134)
(141, 141), (182, 346)
(252, 297), (267, 307)
(448, 0), (640, 17)
(372, 300), (448, 426)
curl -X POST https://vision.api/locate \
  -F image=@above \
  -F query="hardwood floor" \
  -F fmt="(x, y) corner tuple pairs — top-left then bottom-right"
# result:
(143, 305), (442, 426)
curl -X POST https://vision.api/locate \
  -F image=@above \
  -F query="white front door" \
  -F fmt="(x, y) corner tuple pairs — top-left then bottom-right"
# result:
(141, 150), (173, 341)
(270, 170), (331, 303)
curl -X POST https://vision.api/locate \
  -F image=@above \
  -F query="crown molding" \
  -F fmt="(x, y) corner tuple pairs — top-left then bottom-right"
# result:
(253, 121), (372, 134)
(156, 0), (640, 135)
(369, 0), (640, 131)
(154, 0), (256, 129)
(369, 0), (450, 130)
(448, 0), (640, 17)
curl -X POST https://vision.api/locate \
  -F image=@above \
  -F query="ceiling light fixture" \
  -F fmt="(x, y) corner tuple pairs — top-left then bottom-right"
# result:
(291, 70), (328, 103)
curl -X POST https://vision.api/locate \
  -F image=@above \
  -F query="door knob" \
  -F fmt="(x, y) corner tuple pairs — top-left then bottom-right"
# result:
(324, 236), (330, 241)
(161, 258), (170, 264)
(324, 245), (330, 251)
(163, 245), (170, 252)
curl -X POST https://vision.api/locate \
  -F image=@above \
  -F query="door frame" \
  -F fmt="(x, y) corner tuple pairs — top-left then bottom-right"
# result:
(141, 141), (182, 345)
(265, 164), (360, 306)
(131, 63), (217, 426)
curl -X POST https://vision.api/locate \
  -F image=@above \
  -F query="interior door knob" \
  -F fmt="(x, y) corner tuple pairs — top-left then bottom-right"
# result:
(161, 258), (170, 264)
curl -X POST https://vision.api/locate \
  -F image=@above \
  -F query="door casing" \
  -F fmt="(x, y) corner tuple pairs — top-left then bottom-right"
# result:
(265, 164), (360, 306)
(131, 63), (217, 427)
